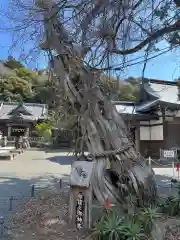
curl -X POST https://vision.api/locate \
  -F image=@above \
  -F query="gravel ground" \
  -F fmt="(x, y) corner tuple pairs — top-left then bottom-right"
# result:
(6, 188), (180, 240)
(7, 190), (88, 240)
(0, 148), (74, 216)
(0, 149), (180, 239)
(165, 225), (180, 240)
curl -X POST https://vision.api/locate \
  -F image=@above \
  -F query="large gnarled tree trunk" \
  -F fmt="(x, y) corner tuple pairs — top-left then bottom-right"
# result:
(36, 0), (157, 206)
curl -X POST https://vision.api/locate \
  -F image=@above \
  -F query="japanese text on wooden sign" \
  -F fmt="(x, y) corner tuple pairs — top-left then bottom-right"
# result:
(163, 150), (175, 158)
(12, 128), (25, 132)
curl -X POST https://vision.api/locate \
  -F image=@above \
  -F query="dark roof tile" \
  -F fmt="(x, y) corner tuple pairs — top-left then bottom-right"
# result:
(0, 102), (48, 121)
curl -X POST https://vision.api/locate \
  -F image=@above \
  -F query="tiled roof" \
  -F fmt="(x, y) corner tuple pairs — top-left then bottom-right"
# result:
(0, 102), (48, 121)
(114, 79), (180, 117)
(143, 79), (180, 104)
(115, 103), (136, 115)
(136, 100), (159, 112)
(114, 101), (158, 120)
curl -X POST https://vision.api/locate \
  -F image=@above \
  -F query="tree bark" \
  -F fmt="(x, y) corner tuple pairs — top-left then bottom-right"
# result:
(36, 0), (157, 206)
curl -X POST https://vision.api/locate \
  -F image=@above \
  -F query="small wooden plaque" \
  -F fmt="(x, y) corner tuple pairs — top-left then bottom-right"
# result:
(70, 161), (95, 188)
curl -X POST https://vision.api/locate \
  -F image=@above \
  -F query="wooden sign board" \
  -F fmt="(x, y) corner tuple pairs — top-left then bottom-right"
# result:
(12, 128), (25, 133)
(70, 161), (95, 188)
(163, 150), (175, 158)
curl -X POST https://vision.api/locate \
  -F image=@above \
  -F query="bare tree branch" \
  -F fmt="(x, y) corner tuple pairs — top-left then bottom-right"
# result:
(110, 20), (180, 55)
(0, 0), (178, 69)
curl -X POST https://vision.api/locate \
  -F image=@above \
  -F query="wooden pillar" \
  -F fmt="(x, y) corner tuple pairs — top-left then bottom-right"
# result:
(7, 125), (11, 137)
(69, 160), (95, 229)
(25, 127), (29, 137)
(135, 125), (140, 152)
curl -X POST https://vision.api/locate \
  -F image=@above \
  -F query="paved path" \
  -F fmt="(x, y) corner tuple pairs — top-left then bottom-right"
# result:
(0, 149), (75, 216)
(0, 149), (177, 198)
(154, 166), (178, 196)
(0, 149), (177, 216)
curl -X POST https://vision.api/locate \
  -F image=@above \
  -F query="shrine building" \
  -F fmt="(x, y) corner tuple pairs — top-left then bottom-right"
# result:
(0, 101), (48, 137)
(115, 79), (180, 159)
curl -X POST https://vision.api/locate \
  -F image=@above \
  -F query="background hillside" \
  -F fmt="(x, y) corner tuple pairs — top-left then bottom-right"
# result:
(0, 57), (141, 106)
(0, 56), (52, 104)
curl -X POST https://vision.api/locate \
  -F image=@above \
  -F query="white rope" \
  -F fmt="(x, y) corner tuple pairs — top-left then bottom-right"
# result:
(145, 158), (174, 167)
(87, 143), (133, 158)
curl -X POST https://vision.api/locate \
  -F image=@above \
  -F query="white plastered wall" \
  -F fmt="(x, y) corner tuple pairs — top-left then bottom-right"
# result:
(140, 117), (163, 140)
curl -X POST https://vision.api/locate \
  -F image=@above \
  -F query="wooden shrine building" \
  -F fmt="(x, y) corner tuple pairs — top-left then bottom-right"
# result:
(0, 101), (48, 138)
(115, 79), (180, 159)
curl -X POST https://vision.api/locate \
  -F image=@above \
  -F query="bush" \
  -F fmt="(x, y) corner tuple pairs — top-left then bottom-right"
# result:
(158, 183), (180, 216)
(159, 195), (180, 216)
(15, 67), (40, 83)
(120, 218), (146, 240)
(90, 209), (125, 240)
(137, 205), (162, 234)
(5, 58), (24, 69)
(90, 209), (147, 240)
(35, 122), (52, 141)
(0, 75), (33, 101)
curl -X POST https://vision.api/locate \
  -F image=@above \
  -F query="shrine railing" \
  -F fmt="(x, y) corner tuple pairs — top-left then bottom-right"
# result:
(7, 136), (45, 142)
(6, 136), (72, 148)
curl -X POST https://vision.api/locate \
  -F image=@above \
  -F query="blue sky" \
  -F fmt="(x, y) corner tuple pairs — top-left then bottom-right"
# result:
(1, 28), (178, 81)
(0, 1), (179, 81)
(0, 30), (47, 70)
(0, 30), (178, 81)
(120, 47), (180, 81)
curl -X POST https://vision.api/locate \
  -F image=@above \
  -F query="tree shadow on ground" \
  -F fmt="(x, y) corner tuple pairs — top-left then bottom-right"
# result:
(0, 175), (68, 217)
(33, 147), (74, 154)
(155, 174), (178, 197)
(47, 155), (76, 165)
(152, 161), (175, 169)
(0, 170), (177, 218)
